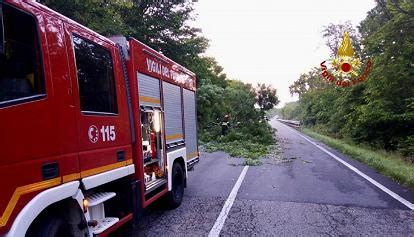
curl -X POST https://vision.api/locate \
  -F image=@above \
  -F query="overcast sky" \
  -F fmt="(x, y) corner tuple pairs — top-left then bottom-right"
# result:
(192, 0), (376, 107)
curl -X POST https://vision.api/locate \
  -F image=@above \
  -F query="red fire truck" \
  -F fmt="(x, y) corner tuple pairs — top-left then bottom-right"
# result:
(0, 1), (199, 236)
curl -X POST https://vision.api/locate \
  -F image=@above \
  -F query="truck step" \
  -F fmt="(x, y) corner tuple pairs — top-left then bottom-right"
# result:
(145, 179), (167, 194)
(91, 217), (119, 235)
(87, 192), (116, 207)
(187, 157), (199, 171)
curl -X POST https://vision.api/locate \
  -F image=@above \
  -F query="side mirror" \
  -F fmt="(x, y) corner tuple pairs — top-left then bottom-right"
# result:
(0, 4), (4, 55)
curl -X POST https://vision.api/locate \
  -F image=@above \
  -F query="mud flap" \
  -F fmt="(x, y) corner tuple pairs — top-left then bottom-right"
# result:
(131, 180), (143, 226)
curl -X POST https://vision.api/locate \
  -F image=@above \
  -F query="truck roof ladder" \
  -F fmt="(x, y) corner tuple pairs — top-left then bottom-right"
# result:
(117, 43), (136, 144)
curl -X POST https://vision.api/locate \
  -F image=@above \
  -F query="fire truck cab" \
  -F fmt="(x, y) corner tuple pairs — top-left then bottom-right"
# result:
(0, 1), (198, 236)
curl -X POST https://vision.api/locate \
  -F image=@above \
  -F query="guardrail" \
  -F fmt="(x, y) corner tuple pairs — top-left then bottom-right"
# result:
(277, 119), (302, 129)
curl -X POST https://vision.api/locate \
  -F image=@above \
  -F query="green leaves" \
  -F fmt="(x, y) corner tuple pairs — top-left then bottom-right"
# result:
(44, 0), (208, 65)
(287, 1), (414, 157)
(256, 83), (279, 113)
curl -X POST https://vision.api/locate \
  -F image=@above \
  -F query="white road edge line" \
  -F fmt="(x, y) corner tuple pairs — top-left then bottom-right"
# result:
(280, 121), (414, 210)
(209, 165), (249, 237)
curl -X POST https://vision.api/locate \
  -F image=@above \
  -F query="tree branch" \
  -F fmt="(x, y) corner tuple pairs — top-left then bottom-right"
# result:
(389, 0), (414, 16)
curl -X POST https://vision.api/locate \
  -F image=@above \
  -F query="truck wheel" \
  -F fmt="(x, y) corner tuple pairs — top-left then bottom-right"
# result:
(29, 216), (72, 237)
(166, 162), (185, 209)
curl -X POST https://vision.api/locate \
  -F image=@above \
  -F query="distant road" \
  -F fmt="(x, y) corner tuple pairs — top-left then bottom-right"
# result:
(127, 119), (414, 236)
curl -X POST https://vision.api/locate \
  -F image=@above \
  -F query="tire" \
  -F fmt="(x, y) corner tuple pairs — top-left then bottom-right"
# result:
(29, 216), (73, 237)
(166, 162), (185, 209)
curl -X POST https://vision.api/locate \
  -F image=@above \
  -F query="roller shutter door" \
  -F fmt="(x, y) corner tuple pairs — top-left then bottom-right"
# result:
(183, 89), (198, 161)
(162, 82), (183, 144)
(137, 73), (161, 107)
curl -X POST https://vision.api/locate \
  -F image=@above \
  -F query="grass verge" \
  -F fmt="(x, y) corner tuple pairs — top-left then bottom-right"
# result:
(303, 128), (414, 189)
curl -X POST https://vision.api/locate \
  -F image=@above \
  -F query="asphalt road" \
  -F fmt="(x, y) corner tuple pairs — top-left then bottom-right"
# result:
(125, 119), (414, 236)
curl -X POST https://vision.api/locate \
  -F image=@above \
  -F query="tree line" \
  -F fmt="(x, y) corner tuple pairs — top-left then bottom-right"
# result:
(283, 1), (414, 159)
(43, 0), (279, 147)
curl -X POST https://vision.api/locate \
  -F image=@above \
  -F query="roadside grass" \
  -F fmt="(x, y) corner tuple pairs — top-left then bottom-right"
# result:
(303, 128), (414, 189)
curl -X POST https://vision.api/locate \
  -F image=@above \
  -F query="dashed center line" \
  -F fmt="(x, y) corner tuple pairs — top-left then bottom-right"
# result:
(208, 165), (249, 237)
